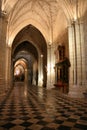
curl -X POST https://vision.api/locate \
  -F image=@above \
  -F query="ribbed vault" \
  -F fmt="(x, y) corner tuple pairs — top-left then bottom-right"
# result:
(1, 0), (87, 47)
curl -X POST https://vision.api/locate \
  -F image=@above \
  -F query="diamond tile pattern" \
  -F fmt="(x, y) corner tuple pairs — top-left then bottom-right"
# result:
(0, 82), (87, 130)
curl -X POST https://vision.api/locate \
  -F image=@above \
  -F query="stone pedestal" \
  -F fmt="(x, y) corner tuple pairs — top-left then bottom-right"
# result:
(68, 85), (86, 98)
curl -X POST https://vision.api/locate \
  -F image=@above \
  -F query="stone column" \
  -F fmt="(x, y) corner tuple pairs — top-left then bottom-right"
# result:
(38, 54), (43, 86)
(32, 61), (38, 85)
(0, 11), (7, 95)
(75, 22), (82, 85)
(51, 44), (56, 85)
(25, 69), (28, 82)
(5, 46), (12, 89)
(24, 69), (28, 95)
(47, 44), (55, 89)
(68, 23), (77, 86)
(79, 23), (86, 86)
(68, 20), (86, 98)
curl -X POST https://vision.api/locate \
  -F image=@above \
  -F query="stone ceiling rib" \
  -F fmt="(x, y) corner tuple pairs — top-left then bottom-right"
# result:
(2, 0), (87, 46)
(78, 0), (87, 20)
(8, 0), (30, 24)
(9, 0), (58, 28)
(3, 0), (87, 21)
(8, 1), (50, 30)
(7, 0), (61, 45)
(56, 0), (74, 22)
(2, 0), (19, 14)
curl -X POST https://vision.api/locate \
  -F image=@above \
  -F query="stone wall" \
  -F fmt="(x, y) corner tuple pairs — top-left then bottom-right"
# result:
(84, 19), (87, 86)
(0, 13), (7, 95)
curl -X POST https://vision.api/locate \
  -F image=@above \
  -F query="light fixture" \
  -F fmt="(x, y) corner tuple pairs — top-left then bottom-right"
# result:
(41, 54), (43, 58)
(48, 42), (52, 46)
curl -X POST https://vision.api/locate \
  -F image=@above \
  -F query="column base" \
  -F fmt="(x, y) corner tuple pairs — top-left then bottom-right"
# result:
(68, 84), (87, 98)
(47, 81), (55, 89)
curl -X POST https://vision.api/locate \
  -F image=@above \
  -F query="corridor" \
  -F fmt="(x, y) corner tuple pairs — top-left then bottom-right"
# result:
(0, 82), (87, 130)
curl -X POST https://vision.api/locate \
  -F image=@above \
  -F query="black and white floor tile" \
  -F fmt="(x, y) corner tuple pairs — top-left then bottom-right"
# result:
(0, 82), (87, 130)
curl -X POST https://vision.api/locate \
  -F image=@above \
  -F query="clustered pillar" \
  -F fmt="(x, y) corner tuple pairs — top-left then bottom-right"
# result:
(47, 43), (55, 89)
(68, 20), (86, 97)
(0, 11), (8, 95)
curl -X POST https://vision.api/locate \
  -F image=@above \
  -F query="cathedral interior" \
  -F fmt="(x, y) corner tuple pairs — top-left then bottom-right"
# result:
(0, 0), (87, 129)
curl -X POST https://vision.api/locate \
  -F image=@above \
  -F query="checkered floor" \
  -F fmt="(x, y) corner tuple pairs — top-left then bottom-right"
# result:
(0, 82), (87, 130)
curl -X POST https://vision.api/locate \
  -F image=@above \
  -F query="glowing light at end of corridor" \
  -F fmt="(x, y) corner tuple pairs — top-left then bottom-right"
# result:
(14, 69), (20, 76)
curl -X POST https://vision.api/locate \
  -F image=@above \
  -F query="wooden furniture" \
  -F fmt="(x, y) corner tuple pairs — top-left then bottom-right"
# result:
(54, 45), (70, 93)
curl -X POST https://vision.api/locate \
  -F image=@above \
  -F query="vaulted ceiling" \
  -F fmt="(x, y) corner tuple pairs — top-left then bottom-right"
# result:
(1, 0), (87, 46)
